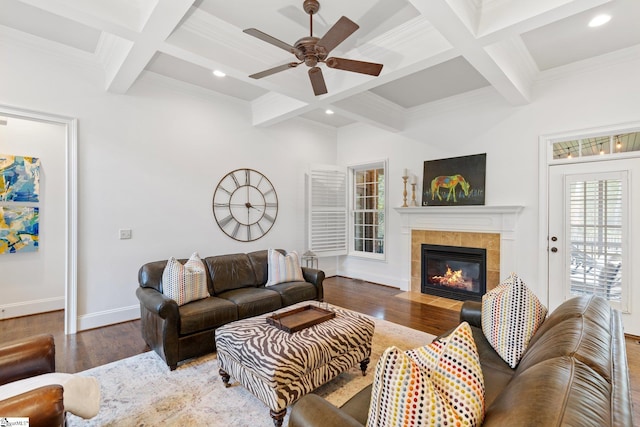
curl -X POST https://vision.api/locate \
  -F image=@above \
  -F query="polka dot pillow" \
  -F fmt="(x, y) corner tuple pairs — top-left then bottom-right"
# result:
(265, 249), (304, 286)
(162, 252), (209, 306)
(482, 272), (548, 368)
(367, 322), (485, 427)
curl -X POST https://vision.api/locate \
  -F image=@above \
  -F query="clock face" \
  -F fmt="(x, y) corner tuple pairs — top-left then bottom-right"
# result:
(212, 168), (278, 242)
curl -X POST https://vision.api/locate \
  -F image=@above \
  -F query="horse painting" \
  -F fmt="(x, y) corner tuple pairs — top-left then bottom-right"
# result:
(430, 174), (470, 202)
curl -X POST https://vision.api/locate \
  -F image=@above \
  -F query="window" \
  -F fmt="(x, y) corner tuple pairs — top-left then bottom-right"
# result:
(350, 162), (386, 258)
(552, 131), (640, 160)
(568, 172), (627, 309)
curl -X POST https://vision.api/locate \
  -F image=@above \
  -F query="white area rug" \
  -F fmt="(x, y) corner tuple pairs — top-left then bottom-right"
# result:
(68, 311), (435, 427)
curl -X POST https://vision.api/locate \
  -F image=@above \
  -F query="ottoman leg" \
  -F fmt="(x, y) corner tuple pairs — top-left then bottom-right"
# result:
(360, 357), (370, 376)
(270, 408), (286, 426)
(219, 368), (231, 388)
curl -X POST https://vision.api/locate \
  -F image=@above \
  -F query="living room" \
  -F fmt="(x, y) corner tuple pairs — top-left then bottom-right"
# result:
(1, 0), (639, 425)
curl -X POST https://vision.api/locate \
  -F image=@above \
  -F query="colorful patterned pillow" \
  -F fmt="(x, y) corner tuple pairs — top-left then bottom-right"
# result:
(367, 322), (485, 427)
(162, 252), (209, 306)
(482, 272), (548, 368)
(265, 249), (304, 286)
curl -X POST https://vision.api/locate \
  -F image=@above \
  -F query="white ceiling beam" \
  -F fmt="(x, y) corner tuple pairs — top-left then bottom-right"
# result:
(104, 0), (194, 94)
(408, 0), (532, 105)
(332, 92), (405, 133)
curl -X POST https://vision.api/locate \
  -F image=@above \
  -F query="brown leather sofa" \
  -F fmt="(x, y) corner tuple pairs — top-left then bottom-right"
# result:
(136, 249), (324, 370)
(289, 295), (634, 426)
(0, 334), (65, 427)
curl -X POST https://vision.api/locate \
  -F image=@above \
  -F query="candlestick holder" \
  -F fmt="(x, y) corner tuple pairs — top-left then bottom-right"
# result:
(410, 183), (418, 206)
(402, 176), (408, 207)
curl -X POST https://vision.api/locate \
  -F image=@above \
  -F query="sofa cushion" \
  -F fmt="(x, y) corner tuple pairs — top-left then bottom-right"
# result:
(205, 253), (258, 295)
(483, 357), (613, 427)
(178, 296), (238, 335)
(217, 287), (282, 319)
(162, 253), (209, 306)
(266, 249), (304, 286)
(515, 295), (614, 380)
(267, 281), (318, 306)
(482, 273), (547, 368)
(367, 322), (484, 427)
(247, 249), (285, 285)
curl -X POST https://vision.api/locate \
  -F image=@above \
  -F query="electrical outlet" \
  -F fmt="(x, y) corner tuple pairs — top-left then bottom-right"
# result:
(119, 229), (132, 239)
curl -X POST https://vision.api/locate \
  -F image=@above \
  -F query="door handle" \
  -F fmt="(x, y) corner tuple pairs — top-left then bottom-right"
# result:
(551, 247), (558, 253)
(551, 236), (558, 242)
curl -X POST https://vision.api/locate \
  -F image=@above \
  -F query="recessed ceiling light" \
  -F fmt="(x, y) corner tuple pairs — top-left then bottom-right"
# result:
(212, 70), (226, 77)
(325, 109), (334, 115)
(588, 14), (611, 27)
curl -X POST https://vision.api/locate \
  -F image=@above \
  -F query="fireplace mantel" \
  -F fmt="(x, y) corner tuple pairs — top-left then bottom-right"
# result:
(394, 205), (524, 234)
(394, 205), (524, 292)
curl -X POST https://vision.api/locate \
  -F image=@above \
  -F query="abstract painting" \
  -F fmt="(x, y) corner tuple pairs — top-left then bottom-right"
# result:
(0, 154), (41, 202)
(422, 153), (486, 206)
(0, 206), (39, 254)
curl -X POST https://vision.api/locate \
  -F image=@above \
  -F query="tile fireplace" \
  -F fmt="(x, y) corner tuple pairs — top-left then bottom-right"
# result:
(421, 244), (487, 301)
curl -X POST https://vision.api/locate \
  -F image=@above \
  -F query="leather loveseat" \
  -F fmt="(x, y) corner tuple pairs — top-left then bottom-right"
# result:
(136, 249), (324, 370)
(289, 295), (634, 426)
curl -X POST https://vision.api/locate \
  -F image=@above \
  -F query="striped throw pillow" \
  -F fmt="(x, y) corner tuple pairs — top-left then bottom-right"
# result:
(481, 272), (548, 368)
(162, 252), (209, 306)
(367, 322), (485, 427)
(265, 249), (304, 286)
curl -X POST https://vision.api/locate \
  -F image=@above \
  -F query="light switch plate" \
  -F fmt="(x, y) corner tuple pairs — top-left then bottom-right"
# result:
(119, 229), (132, 239)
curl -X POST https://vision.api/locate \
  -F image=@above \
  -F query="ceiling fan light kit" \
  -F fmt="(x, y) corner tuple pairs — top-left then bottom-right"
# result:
(244, 0), (384, 96)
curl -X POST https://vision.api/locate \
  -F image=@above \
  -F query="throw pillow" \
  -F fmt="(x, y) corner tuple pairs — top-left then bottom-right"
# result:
(265, 249), (304, 286)
(481, 272), (548, 368)
(0, 372), (100, 419)
(162, 252), (209, 306)
(367, 322), (485, 427)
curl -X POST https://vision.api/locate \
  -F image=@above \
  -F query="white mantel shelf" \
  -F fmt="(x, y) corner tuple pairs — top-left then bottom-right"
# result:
(394, 205), (524, 234)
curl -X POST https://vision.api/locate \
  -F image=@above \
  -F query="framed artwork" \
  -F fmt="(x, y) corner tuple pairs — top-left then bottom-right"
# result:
(422, 153), (486, 206)
(0, 206), (39, 254)
(0, 154), (41, 202)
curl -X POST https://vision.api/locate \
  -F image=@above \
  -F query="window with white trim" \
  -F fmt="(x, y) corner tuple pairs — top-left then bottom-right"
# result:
(350, 161), (386, 258)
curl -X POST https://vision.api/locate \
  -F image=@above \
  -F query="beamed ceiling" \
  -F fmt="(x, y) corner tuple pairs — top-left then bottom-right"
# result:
(1, 0), (639, 130)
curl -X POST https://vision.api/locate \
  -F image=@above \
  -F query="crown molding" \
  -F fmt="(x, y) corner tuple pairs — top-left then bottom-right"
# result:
(0, 25), (100, 71)
(535, 44), (640, 83)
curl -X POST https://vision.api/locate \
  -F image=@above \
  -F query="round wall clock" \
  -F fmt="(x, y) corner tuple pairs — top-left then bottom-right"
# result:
(212, 168), (278, 242)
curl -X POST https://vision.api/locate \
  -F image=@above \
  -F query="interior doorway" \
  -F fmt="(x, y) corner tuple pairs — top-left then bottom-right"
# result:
(0, 105), (78, 334)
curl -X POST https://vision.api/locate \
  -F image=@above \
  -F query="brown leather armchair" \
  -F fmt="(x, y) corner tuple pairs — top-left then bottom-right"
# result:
(0, 334), (65, 426)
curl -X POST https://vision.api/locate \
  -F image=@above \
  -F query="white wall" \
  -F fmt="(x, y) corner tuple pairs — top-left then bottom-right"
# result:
(0, 117), (66, 319)
(337, 53), (640, 299)
(0, 40), (337, 330)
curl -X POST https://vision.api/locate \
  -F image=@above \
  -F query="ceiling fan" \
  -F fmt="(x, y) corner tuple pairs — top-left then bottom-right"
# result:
(243, 0), (384, 96)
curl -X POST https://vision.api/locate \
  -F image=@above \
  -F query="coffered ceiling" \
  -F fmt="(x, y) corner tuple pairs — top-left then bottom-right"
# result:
(1, 0), (639, 130)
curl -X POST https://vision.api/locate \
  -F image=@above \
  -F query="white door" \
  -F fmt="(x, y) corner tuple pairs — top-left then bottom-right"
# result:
(548, 158), (639, 335)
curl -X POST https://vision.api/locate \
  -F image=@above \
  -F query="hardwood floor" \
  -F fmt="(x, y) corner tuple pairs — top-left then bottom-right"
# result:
(1, 276), (638, 422)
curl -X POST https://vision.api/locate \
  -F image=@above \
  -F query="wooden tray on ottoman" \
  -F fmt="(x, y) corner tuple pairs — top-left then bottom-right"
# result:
(266, 305), (335, 333)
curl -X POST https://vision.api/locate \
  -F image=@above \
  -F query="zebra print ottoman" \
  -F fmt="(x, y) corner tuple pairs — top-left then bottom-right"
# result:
(215, 302), (375, 426)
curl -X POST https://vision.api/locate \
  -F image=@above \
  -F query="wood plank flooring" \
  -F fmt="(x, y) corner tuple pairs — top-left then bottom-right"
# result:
(1, 275), (638, 422)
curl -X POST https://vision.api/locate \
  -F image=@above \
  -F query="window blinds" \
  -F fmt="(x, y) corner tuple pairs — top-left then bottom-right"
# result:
(307, 166), (347, 256)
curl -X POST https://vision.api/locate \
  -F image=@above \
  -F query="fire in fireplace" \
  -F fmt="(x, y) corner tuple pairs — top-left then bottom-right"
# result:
(421, 244), (487, 301)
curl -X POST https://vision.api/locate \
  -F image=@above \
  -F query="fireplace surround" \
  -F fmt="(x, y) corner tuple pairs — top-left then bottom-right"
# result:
(421, 244), (487, 301)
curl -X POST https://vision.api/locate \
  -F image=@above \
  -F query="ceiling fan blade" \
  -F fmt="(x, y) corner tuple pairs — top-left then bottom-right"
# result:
(326, 57), (383, 76)
(308, 67), (328, 96)
(249, 62), (299, 79)
(243, 28), (297, 54)
(316, 16), (359, 54)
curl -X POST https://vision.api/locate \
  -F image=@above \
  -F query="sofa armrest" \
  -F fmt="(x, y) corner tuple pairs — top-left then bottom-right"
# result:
(0, 334), (55, 385)
(302, 267), (325, 301)
(0, 385), (65, 427)
(135, 286), (179, 320)
(289, 394), (363, 427)
(460, 300), (483, 329)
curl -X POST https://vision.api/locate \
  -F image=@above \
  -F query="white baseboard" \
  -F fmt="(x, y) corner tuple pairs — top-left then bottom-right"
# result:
(0, 297), (65, 320)
(77, 305), (140, 331)
(335, 269), (407, 291)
